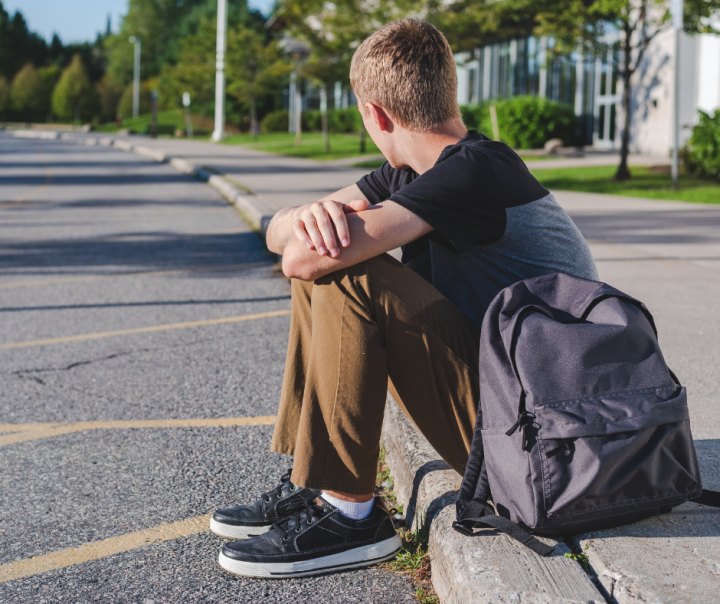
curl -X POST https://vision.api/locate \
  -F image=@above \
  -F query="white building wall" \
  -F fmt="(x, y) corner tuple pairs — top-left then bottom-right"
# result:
(697, 34), (720, 114)
(626, 29), (701, 156)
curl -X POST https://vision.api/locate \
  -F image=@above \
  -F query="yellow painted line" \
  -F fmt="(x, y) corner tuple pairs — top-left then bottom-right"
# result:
(0, 262), (271, 289)
(0, 514), (212, 583)
(0, 415), (277, 447)
(0, 309), (291, 351)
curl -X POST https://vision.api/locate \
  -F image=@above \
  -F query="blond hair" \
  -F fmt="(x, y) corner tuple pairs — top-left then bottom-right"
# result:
(350, 19), (461, 132)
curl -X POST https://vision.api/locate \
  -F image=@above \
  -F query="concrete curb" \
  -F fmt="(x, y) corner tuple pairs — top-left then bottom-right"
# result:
(14, 131), (277, 236)
(380, 395), (606, 604)
(11, 129), (60, 140)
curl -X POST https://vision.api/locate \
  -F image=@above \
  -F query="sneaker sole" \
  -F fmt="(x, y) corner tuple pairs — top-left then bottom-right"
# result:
(218, 534), (402, 578)
(209, 518), (272, 540)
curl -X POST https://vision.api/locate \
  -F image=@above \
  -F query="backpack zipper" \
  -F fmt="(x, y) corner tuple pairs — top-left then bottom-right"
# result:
(505, 411), (531, 451)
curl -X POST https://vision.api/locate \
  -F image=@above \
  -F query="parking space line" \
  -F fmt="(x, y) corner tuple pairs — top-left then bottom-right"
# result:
(0, 309), (291, 350)
(0, 261), (273, 289)
(0, 416), (277, 447)
(0, 514), (212, 583)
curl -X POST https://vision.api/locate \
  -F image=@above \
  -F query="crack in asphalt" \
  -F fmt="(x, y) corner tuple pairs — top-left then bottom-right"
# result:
(9, 337), (214, 379)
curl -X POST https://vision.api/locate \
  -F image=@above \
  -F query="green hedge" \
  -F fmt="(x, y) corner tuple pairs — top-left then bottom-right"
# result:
(261, 108), (362, 133)
(460, 97), (578, 149)
(681, 110), (720, 179)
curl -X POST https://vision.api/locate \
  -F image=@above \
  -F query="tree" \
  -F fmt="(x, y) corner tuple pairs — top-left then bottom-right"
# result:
(0, 77), (9, 120)
(227, 28), (292, 140)
(158, 16), (218, 115)
(117, 81), (153, 118)
(104, 0), (264, 84)
(455, 0), (720, 180)
(9, 63), (45, 121)
(0, 2), (50, 80)
(38, 65), (61, 121)
(52, 55), (97, 123)
(96, 74), (125, 122)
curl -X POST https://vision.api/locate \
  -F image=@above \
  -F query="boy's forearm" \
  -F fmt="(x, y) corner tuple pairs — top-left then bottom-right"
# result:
(265, 206), (299, 255)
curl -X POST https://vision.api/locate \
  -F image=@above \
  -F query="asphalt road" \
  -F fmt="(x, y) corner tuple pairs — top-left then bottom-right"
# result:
(0, 133), (415, 603)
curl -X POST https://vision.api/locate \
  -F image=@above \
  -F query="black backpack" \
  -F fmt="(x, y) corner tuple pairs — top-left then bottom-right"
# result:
(454, 273), (719, 556)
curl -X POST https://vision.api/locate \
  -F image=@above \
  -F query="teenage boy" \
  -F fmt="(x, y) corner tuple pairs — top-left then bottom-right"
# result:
(211, 19), (598, 578)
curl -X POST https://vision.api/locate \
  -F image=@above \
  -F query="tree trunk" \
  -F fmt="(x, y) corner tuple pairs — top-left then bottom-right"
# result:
(359, 121), (366, 154)
(250, 97), (258, 142)
(614, 67), (632, 181)
(320, 85), (330, 153)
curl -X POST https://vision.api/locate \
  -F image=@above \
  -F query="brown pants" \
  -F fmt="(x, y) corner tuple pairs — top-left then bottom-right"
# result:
(270, 254), (481, 495)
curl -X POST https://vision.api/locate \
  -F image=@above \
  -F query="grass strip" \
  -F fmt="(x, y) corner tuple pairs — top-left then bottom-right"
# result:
(531, 165), (720, 204)
(221, 132), (381, 161)
(375, 447), (439, 604)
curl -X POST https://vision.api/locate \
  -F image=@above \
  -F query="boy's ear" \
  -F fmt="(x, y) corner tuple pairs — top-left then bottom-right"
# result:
(365, 102), (393, 133)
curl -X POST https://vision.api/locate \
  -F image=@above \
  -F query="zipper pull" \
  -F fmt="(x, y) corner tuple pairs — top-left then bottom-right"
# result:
(506, 411), (531, 451)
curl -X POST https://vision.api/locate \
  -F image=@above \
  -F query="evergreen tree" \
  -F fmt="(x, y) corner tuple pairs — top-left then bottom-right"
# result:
(0, 2), (49, 80)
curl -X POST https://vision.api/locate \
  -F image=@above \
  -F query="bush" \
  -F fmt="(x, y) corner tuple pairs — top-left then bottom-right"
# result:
(261, 108), (361, 134)
(460, 96), (578, 150)
(261, 109), (289, 132)
(681, 110), (720, 179)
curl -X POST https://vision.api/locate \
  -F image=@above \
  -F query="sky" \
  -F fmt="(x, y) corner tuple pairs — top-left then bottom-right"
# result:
(3, 0), (274, 44)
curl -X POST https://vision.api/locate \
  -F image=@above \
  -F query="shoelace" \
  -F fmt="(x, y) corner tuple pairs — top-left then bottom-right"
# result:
(262, 467), (297, 504)
(271, 498), (326, 542)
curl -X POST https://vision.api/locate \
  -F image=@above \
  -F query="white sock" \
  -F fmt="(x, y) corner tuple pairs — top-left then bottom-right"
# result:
(320, 492), (374, 520)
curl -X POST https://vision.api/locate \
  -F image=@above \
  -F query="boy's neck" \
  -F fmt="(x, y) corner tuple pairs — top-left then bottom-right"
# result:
(398, 119), (469, 175)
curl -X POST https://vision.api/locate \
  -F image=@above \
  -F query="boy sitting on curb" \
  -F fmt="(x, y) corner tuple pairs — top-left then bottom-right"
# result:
(211, 18), (598, 578)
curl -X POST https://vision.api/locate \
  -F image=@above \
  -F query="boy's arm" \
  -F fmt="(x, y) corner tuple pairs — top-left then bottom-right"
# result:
(281, 200), (433, 281)
(266, 184), (368, 256)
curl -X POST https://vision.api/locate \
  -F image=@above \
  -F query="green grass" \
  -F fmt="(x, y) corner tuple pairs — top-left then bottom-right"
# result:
(222, 132), (380, 161)
(95, 109), (211, 137)
(530, 165), (720, 204)
(352, 159), (386, 170)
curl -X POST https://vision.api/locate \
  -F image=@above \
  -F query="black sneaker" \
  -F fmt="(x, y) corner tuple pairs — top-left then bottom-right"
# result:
(218, 496), (402, 578)
(210, 468), (318, 539)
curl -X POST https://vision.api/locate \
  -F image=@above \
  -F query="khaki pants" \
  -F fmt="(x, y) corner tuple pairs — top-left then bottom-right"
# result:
(270, 254), (480, 495)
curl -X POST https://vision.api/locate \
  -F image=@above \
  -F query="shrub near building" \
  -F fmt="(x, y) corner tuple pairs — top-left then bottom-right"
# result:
(461, 96), (577, 149)
(681, 110), (720, 180)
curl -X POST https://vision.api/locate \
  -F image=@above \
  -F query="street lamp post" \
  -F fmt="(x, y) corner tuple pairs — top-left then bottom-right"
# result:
(211, 0), (228, 142)
(279, 37), (310, 146)
(128, 36), (141, 119)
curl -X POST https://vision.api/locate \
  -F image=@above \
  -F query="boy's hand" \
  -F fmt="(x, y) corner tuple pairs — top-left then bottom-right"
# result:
(291, 198), (370, 258)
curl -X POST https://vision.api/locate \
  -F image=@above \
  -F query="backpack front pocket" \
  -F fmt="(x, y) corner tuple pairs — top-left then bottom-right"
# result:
(534, 386), (701, 522)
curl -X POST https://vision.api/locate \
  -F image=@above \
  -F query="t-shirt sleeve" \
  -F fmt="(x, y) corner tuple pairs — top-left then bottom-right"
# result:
(356, 161), (417, 205)
(387, 144), (549, 253)
(356, 162), (394, 204)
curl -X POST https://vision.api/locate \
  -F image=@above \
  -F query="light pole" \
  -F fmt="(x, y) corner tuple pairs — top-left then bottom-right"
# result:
(211, 0), (228, 142)
(128, 36), (141, 119)
(279, 37), (310, 146)
(671, 0), (683, 190)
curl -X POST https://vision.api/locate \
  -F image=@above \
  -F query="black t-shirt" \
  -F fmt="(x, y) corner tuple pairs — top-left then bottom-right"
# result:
(355, 130), (598, 328)
(357, 130), (549, 264)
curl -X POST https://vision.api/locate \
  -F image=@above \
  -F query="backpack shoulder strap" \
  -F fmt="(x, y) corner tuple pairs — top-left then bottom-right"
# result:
(693, 490), (720, 507)
(452, 499), (555, 557)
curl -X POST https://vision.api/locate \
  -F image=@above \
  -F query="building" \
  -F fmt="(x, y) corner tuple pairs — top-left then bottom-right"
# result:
(454, 30), (720, 155)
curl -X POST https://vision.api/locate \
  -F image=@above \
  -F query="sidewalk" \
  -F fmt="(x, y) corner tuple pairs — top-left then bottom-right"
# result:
(16, 130), (720, 603)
